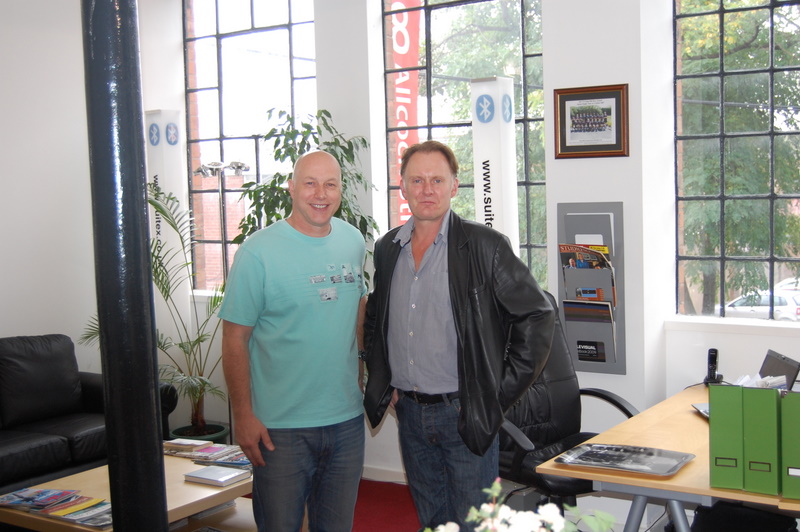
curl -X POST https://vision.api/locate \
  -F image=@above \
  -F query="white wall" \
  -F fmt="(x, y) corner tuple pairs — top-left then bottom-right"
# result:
(0, 1), (99, 370)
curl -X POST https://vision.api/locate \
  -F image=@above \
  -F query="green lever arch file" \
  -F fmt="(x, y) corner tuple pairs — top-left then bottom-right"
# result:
(743, 386), (781, 495)
(709, 384), (744, 489)
(782, 391), (800, 499)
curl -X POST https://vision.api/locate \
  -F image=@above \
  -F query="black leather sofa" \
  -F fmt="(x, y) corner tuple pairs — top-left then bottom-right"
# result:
(0, 334), (178, 495)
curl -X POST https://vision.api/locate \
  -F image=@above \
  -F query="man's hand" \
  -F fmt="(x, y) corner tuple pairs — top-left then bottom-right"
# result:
(233, 411), (273, 467)
(390, 388), (400, 409)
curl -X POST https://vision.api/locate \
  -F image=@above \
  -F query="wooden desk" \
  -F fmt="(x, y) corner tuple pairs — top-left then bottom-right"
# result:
(537, 385), (798, 532)
(0, 455), (253, 531)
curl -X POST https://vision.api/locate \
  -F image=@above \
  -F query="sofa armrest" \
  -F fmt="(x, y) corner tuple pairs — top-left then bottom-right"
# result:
(79, 371), (105, 414)
(159, 381), (178, 439)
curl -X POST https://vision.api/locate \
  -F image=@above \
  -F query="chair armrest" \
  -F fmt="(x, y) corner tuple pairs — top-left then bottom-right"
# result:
(580, 388), (639, 418)
(159, 381), (179, 439)
(79, 371), (105, 414)
(501, 418), (535, 452)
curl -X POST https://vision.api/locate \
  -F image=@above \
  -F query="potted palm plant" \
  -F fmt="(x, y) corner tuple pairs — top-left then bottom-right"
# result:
(81, 181), (227, 441)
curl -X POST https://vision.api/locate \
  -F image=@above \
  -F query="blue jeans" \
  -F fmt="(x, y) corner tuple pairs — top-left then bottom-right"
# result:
(395, 395), (499, 531)
(251, 415), (365, 532)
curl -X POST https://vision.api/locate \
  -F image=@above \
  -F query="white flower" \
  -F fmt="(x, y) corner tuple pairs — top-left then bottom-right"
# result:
(433, 523), (461, 532)
(536, 503), (566, 531)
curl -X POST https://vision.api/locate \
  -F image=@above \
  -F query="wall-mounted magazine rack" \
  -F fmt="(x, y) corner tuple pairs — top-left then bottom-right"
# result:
(557, 202), (625, 375)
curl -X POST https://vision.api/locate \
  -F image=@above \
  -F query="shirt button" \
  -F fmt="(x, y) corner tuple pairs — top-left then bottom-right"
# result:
(409, 331), (413, 337)
(414, 276), (418, 281)
(410, 360), (414, 365)
(412, 304), (416, 309)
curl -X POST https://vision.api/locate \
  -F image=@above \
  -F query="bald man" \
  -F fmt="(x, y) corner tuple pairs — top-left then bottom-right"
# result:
(220, 151), (367, 532)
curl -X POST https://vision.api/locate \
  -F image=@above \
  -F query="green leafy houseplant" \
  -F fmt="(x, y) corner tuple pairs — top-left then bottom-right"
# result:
(81, 182), (225, 437)
(233, 109), (378, 267)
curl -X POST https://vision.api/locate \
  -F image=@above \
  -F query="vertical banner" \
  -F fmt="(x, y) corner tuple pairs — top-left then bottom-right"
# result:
(144, 109), (183, 250)
(470, 77), (519, 253)
(388, 1), (421, 227)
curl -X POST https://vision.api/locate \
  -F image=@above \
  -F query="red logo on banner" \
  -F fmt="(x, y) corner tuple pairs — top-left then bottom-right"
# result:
(389, 1), (421, 227)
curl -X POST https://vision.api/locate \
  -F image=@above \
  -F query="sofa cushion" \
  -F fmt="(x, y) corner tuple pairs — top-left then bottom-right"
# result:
(0, 431), (71, 488)
(0, 335), (82, 428)
(16, 413), (107, 464)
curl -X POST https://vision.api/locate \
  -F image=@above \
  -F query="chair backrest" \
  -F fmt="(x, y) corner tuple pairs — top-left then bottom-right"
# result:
(500, 291), (582, 451)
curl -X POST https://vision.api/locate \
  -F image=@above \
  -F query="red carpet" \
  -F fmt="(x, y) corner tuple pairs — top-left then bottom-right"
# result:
(353, 478), (421, 532)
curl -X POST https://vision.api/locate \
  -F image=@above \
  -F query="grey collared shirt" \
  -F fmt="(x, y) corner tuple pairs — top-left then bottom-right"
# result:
(387, 212), (459, 394)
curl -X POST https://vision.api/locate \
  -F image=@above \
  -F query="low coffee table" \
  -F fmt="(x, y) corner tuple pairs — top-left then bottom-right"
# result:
(0, 455), (253, 531)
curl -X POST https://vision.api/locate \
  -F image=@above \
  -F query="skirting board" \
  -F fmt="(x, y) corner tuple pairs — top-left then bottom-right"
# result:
(362, 465), (408, 484)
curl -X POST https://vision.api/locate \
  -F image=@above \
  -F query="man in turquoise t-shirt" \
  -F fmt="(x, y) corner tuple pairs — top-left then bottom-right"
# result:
(219, 150), (367, 532)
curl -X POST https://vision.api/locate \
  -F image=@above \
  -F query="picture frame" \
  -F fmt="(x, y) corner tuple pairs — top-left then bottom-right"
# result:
(554, 84), (629, 159)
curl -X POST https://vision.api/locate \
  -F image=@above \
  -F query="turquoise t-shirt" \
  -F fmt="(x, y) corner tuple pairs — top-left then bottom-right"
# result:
(218, 218), (366, 428)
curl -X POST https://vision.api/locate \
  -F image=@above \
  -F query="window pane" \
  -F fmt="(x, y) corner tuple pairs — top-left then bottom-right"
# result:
(677, 138), (720, 196)
(290, 0), (314, 23)
(524, 0), (542, 54)
(527, 184), (546, 244)
(774, 71), (800, 133)
(219, 0), (252, 34)
(724, 136), (769, 195)
(723, 73), (770, 134)
(430, 1), (522, 122)
(775, 198), (800, 259)
(775, 134), (800, 194)
(187, 37), (218, 90)
(189, 141), (222, 191)
(677, 14), (720, 75)
(776, 261), (800, 288)
(723, 261), (769, 307)
(677, 77), (720, 135)
(678, 200), (720, 255)
(254, 0), (289, 26)
(384, 8), (424, 70)
(723, 10), (770, 72)
(221, 139), (257, 187)
(225, 190), (247, 241)
(677, 0), (719, 15)
(529, 246), (547, 291)
(527, 121), (546, 182)
(525, 56), (544, 118)
(193, 191), (221, 241)
(194, 242), (224, 290)
(678, 259), (719, 316)
(724, 198), (770, 256)
(293, 78), (318, 118)
(189, 90), (220, 139)
(387, 71), (426, 130)
(292, 22), (316, 77)
(724, 0), (768, 8)
(774, 6), (800, 68)
(221, 31), (291, 137)
(186, 0), (217, 39)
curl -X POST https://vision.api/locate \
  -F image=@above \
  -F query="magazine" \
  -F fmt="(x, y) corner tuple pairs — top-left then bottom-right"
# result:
(165, 443), (238, 461)
(0, 488), (80, 510)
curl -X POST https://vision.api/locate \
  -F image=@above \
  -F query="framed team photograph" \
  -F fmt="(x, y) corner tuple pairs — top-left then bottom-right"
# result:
(554, 84), (629, 159)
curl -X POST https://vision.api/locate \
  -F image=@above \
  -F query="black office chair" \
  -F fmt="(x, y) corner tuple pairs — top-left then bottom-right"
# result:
(499, 291), (639, 511)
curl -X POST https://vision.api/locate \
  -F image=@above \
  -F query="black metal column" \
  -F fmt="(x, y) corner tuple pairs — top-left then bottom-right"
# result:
(80, 1), (168, 530)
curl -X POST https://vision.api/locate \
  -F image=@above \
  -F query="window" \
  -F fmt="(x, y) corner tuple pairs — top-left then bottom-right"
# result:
(184, 0), (317, 290)
(382, 0), (547, 286)
(675, 0), (800, 320)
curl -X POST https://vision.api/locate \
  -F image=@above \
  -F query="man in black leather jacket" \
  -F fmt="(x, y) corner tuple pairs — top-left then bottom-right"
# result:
(362, 140), (555, 530)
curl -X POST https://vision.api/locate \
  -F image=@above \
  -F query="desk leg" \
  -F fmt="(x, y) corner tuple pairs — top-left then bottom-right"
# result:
(666, 500), (691, 532)
(623, 495), (648, 532)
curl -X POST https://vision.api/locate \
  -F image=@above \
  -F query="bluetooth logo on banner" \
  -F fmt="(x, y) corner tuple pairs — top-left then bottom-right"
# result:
(476, 94), (495, 123)
(149, 123), (160, 146)
(166, 123), (179, 146)
(502, 94), (513, 123)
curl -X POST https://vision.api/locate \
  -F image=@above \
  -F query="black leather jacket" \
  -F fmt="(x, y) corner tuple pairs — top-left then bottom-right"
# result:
(363, 211), (555, 455)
